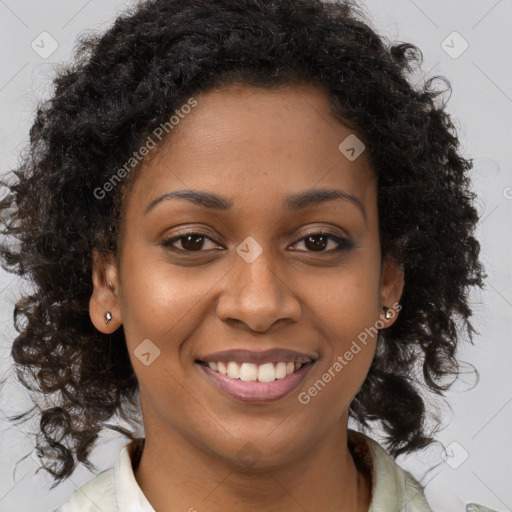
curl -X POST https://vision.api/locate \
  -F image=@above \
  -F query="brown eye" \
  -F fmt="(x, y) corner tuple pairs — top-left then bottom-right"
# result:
(179, 234), (207, 251)
(290, 231), (354, 253)
(304, 234), (329, 252)
(160, 232), (222, 252)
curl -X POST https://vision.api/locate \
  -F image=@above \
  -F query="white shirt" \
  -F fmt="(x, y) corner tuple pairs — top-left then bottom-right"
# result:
(52, 429), (495, 512)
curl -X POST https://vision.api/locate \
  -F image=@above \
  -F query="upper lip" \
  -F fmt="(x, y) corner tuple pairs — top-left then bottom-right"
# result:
(197, 348), (317, 365)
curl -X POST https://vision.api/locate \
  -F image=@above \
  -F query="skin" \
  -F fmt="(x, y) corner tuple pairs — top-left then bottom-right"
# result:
(90, 82), (404, 512)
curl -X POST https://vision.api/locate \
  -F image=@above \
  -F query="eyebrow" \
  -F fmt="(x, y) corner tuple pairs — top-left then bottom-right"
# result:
(144, 187), (366, 220)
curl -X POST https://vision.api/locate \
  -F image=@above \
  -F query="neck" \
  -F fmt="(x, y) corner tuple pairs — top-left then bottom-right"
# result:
(134, 418), (371, 512)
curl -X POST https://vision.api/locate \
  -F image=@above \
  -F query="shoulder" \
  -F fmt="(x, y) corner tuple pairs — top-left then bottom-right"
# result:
(347, 429), (433, 511)
(51, 439), (150, 512)
(51, 467), (117, 512)
(347, 429), (498, 512)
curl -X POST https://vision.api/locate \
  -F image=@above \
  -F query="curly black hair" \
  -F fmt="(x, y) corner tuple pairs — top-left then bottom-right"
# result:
(0, 0), (486, 486)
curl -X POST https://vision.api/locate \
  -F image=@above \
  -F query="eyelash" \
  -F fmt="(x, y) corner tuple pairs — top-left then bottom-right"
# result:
(160, 229), (354, 254)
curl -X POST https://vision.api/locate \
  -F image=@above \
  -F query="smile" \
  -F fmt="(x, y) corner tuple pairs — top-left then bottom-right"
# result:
(196, 348), (317, 403)
(203, 360), (305, 382)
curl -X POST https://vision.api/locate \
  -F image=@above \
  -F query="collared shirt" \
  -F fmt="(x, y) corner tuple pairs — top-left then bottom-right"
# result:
(52, 430), (495, 512)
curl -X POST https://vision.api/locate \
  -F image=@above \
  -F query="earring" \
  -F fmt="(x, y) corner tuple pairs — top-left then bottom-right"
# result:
(105, 311), (113, 324)
(383, 306), (393, 320)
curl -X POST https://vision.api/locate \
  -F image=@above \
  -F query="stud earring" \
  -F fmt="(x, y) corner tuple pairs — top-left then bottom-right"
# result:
(383, 306), (393, 320)
(105, 311), (113, 324)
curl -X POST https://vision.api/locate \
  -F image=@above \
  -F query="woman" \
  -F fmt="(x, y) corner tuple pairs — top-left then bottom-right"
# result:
(0, 0), (492, 510)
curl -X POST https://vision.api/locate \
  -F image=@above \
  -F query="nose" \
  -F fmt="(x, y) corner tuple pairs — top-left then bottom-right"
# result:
(216, 249), (302, 332)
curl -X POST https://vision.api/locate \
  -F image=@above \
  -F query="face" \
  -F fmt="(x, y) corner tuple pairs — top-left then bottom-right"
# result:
(90, 83), (403, 467)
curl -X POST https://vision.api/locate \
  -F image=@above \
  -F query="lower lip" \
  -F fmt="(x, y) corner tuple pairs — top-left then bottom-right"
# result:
(198, 362), (314, 403)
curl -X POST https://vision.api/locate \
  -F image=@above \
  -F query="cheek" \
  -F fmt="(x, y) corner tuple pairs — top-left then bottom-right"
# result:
(117, 249), (218, 367)
(116, 253), (217, 421)
(299, 250), (382, 338)
(295, 252), (380, 401)
(298, 284), (379, 414)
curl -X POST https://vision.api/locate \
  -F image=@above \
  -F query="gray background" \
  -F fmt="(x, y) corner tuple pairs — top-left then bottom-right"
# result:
(0, 1), (510, 511)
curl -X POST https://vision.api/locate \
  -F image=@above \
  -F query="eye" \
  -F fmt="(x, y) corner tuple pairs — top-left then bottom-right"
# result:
(289, 230), (354, 253)
(160, 232), (223, 252)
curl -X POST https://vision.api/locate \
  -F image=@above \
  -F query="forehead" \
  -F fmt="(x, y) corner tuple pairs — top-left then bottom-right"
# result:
(126, 83), (376, 215)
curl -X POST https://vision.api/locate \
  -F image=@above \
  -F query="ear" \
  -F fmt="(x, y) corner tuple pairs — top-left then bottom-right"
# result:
(89, 249), (122, 334)
(378, 254), (404, 328)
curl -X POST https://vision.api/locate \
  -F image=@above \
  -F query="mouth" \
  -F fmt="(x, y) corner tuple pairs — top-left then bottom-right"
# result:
(195, 348), (317, 403)
(198, 360), (308, 382)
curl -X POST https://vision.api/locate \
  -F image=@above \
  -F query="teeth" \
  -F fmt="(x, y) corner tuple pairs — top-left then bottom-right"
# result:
(258, 362), (276, 383)
(239, 362), (258, 382)
(227, 361), (240, 379)
(204, 360), (307, 382)
(275, 362), (287, 379)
